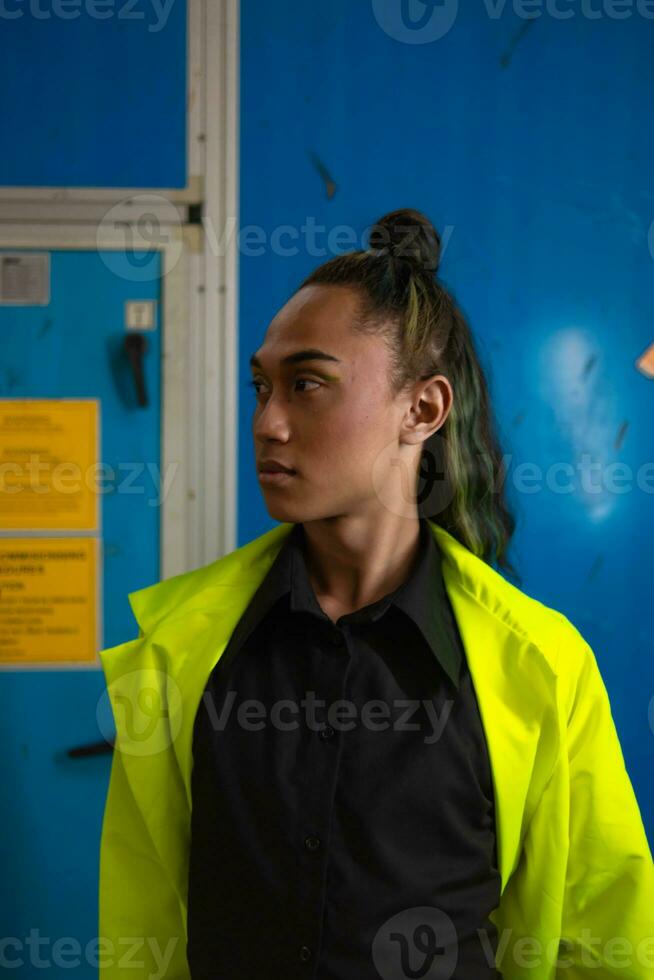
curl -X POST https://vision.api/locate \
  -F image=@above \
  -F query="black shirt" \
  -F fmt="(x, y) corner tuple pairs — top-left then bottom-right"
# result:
(187, 518), (502, 979)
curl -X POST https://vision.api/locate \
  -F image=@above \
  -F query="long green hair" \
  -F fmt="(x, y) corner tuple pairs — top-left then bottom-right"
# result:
(296, 207), (518, 580)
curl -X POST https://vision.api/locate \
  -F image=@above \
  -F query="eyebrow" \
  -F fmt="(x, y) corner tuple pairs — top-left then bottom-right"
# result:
(249, 348), (342, 370)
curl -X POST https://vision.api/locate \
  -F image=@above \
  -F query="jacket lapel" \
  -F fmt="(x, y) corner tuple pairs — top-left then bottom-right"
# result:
(434, 526), (561, 891)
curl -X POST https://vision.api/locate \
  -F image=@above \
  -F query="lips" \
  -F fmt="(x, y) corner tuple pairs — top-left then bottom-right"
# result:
(258, 461), (296, 474)
(258, 466), (297, 485)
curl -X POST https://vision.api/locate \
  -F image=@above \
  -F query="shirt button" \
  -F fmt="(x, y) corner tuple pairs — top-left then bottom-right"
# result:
(304, 834), (321, 851)
(319, 725), (335, 740)
(299, 945), (312, 962)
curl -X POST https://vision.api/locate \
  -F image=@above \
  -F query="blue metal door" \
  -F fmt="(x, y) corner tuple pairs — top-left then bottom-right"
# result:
(0, 248), (161, 977)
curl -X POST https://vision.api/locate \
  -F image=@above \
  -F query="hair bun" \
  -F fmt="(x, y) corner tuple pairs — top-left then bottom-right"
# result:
(368, 208), (441, 274)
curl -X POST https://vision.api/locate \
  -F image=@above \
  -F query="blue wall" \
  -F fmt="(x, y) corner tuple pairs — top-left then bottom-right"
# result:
(238, 1), (654, 841)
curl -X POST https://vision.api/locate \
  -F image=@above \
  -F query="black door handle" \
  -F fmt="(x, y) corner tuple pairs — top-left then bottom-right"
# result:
(123, 333), (149, 407)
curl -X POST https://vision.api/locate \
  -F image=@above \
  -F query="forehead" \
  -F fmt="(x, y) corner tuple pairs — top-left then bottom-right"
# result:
(254, 284), (377, 366)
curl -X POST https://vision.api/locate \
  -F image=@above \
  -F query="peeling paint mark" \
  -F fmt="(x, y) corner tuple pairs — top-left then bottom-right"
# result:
(500, 19), (535, 70)
(0, 365), (21, 392)
(104, 543), (122, 558)
(309, 152), (337, 199)
(581, 353), (597, 380)
(614, 420), (629, 451)
(587, 554), (604, 582)
(636, 341), (654, 378)
(39, 318), (53, 338)
(512, 411), (526, 427)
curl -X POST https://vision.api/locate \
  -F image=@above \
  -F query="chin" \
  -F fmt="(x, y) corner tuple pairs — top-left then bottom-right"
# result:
(262, 499), (306, 523)
(262, 492), (332, 525)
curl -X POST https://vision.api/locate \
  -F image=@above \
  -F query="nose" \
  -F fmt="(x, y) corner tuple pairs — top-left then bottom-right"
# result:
(252, 393), (292, 442)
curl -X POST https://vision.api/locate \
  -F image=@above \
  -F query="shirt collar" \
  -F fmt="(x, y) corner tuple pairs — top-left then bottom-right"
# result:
(226, 518), (463, 690)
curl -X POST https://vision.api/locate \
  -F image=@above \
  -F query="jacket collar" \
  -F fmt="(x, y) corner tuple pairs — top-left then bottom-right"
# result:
(108, 520), (561, 906)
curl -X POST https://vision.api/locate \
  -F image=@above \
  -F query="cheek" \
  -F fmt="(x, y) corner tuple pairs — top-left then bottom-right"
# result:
(329, 391), (367, 433)
(311, 392), (391, 456)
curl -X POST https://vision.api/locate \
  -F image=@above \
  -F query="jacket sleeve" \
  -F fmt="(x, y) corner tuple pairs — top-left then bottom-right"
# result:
(556, 626), (654, 977)
(98, 635), (190, 979)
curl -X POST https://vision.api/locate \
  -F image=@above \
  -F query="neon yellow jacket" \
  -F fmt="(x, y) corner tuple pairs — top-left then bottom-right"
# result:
(98, 521), (654, 979)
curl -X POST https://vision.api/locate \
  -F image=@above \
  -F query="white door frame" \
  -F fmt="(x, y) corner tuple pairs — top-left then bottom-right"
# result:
(197, 0), (239, 564)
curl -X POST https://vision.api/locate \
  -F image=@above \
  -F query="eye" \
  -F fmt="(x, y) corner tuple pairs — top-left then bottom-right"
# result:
(294, 378), (321, 393)
(246, 377), (321, 396)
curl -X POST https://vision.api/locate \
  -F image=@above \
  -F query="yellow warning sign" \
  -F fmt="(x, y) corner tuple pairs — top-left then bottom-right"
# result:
(0, 399), (99, 530)
(0, 538), (98, 665)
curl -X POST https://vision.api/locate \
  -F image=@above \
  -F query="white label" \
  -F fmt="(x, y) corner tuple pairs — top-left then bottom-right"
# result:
(125, 300), (156, 330)
(0, 253), (50, 305)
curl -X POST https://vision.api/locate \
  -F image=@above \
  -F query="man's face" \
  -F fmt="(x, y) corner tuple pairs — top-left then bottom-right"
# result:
(250, 284), (413, 524)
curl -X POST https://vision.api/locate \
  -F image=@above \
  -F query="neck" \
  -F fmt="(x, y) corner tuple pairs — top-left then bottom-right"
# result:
(299, 511), (423, 615)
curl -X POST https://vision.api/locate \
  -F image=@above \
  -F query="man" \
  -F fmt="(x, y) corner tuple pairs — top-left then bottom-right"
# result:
(99, 278), (654, 978)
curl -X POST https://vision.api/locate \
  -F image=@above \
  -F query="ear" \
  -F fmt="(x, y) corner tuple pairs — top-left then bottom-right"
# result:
(402, 374), (453, 446)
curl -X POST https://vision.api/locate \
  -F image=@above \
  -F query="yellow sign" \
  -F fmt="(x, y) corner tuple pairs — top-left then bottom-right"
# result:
(0, 537), (98, 665)
(0, 399), (99, 530)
